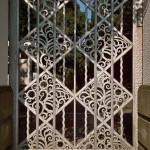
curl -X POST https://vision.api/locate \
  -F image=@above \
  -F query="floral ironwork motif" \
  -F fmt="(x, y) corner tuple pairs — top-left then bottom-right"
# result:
(20, 21), (72, 69)
(19, 124), (72, 149)
(19, 73), (73, 122)
(78, 22), (132, 69)
(77, 73), (132, 120)
(78, 125), (132, 149)
(18, 0), (133, 149)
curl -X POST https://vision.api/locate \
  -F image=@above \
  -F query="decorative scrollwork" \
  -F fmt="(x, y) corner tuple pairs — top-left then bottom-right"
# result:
(82, 0), (124, 19)
(77, 73), (132, 120)
(19, 124), (73, 149)
(18, 0), (134, 148)
(97, 126), (111, 149)
(135, 0), (143, 10)
(97, 126), (130, 149)
(78, 126), (131, 149)
(25, 0), (67, 17)
(19, 73), (72, 120)
(78, 134), (94, 149)
(55, 134), (72, 149)
(19, 125), (53, 149)
(20, 21), (72, 69)
(78, 22), (132, 69)
(97, 0), (122, 17)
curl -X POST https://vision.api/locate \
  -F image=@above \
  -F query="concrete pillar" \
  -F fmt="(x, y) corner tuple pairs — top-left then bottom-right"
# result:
(143, 1), (150, 84)
(0, 0), (8, 86)
(133, 2), (143, 148)
(133, 25), (143, 150)
(138, 85), (150, 150)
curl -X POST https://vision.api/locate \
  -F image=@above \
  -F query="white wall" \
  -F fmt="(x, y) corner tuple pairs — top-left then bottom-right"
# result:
(0, 0), (8, 86)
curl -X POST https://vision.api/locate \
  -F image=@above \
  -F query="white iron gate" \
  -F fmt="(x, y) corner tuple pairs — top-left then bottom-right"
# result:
(9, 0), (137, 149)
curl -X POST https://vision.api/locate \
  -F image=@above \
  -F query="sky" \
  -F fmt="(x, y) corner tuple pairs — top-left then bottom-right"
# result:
(77, 0), (92, 20)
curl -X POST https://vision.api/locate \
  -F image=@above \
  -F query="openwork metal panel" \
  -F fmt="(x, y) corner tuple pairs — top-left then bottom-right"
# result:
(17, 0), (133, 149)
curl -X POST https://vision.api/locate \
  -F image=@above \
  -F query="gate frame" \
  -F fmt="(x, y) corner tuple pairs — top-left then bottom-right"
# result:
(9, 0), (143, 149)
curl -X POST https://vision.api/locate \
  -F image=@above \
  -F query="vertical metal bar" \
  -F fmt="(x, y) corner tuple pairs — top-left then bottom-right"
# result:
(85, 3), (88, 84)
(63, 2), (66, 85)
(9, 0), (19, 149)
(63, 59), (65, 84)
(84, 109), (87, 137)
(27, 109), (30, 138)
(120, 3), (124, 84)
(62, 2), (66, 138)
(120, 4), (123, 34)
(27, 4), (32, 83)
(62, 109), (65, 137)
(36, 0), (40, 149)
(27, 4), (30, 140)
(120, 2), (124, 140)
(94, 0), (98, 149)
(110, 0), (114, 149)
(74, 0), (77, 147)
(27, 4), (30, 36)
(120, 110), (123, 138)
(120, 58), (123, 84)
(84, 1), (88, 138)
(53, 1), (57, 149)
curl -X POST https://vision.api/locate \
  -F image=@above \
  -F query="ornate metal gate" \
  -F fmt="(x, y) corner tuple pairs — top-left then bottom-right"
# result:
(10, 0), (136, 149)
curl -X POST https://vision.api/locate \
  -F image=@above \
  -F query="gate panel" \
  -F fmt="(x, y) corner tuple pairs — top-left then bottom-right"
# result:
(17, 0), (133, 149)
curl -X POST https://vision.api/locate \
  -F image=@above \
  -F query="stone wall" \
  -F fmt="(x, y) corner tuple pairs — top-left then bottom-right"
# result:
(0, 86), (13, 150)
(0, 0), (8, 85)
(138, 85), (150, 150)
